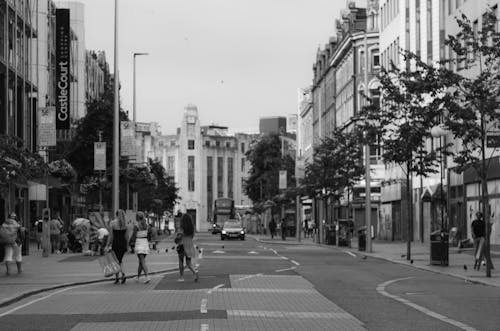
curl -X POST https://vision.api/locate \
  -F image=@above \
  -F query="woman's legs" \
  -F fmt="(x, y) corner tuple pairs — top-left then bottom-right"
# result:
(138, 254), (149, 282)
(178, 254), (184, 279)
(185, 257), (198, 281)
(136, 254), (143, 279)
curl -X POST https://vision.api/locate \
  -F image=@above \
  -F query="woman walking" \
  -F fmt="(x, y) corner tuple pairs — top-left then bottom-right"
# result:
(177, 213), (199, 282)
(107, 209), (128, 284)
(132, 211), (151, 283)
(1, 213), (23, 275)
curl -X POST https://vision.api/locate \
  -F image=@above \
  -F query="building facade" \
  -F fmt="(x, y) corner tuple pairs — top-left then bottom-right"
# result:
(162, 104), (256, 231)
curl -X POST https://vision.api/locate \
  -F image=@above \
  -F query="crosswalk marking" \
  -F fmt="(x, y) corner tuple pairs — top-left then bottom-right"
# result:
(227, 310), (362, 320)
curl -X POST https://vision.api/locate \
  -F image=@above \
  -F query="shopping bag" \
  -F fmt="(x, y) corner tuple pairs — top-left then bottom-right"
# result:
(0, 226), (16, 245)
(98, 251), (121, 277)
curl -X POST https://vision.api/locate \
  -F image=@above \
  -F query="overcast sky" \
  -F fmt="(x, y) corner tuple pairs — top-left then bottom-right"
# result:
(83, 0), (345, 134)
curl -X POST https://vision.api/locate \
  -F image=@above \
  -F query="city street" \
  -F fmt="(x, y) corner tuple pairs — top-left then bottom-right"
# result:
(1, 234), (500, 330)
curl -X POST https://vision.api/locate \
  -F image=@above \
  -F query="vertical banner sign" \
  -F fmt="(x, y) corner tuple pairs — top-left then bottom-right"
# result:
(56, 9), (70, 129)
(279, 170), (287, 190)
(94, 142), (106, 171)
(120, 121), (135, 156)
(38, 107), (56, 147)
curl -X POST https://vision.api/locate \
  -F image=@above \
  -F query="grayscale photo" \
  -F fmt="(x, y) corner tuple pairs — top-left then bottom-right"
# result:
(0, 0), (500, 330)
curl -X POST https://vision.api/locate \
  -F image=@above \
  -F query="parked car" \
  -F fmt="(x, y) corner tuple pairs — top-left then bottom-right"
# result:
(211, 223), (222, 235)
(221, 220), (245, 240)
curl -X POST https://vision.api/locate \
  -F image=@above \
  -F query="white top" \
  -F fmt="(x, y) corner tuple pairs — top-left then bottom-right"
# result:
(97, 228), (109, 239)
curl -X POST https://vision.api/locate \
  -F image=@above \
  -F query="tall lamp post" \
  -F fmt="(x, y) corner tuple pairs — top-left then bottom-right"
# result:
(131, 52), (149, 211)
(430, 124), (448, 266)
(112, 0), (120, 214)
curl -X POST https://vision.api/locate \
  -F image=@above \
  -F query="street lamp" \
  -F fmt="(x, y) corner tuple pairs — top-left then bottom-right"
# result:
(112, 0), (120, 215)
(130, 52), (149, 211)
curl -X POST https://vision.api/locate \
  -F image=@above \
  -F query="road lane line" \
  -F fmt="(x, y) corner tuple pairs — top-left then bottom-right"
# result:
(377, 277), (479, 331)
(343, 250), (357, 257)
(291, 260), (300, 266)
(281, 256), (289, 260)
(236, 273), (263, 281)
(0, 286), (76, 317)
(207, 283), (225, 294)
(275, 266), (296, 273)
(200, 298), (208, 313)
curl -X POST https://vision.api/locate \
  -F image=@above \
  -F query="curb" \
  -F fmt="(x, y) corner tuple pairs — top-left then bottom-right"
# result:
(252, 236), (500, 288)
(0, 267), (177, 309)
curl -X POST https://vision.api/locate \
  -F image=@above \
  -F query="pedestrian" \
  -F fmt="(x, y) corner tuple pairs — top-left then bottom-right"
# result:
(269, 218), (276, 239)
(35, 217), (43, 250)
(49, 213), (63, 254)
(308, 220), (314, 238)
(471, 211), (485, 270)
(304, 218), (309, 238)
(280, 218), (286, 240)
(176, 213), (199, 282)
(131, 211), (151, 283)
(107, 209), (128, 284)
(1, 213), (23, 275)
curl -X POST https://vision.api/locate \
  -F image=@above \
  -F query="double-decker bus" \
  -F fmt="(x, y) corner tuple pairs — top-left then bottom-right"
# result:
(212, 198), (235, 233)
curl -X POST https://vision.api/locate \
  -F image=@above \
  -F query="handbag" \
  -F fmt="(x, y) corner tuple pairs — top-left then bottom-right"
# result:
(97, 251), (122, 277)
(0, 226), (16, 245)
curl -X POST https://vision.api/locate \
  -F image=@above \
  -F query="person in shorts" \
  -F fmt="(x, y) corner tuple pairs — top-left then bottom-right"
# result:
(2, 213), (23, 275)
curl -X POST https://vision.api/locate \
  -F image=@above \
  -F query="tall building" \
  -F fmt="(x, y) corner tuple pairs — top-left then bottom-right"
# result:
(0, 0), (37, 224)
(305, 1), (381, 242)
(85, 50), (105, 102)
(162, 104), (257, 231)
(259, 116), (287, 135)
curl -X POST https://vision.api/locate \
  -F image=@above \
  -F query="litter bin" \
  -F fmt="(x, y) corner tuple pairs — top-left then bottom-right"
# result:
(358, 226), (366, 251)
(430, 230), (449, 266)
(325, 226), (336, 245)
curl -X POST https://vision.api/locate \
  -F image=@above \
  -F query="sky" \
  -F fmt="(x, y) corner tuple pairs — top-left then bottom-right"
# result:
(83, 0), (346, 134)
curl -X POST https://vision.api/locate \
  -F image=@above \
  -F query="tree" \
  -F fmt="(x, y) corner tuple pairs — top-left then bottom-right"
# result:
(301, 128), (365, 199)
(0, 135), (46, 202)
(360, 53), (446, 260)
(439, 11), (500, 277)
(245, 133), (295, 206)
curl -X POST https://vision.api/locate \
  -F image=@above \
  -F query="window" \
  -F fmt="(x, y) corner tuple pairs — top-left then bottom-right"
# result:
(241, 158), (245, 172)
(217, 157), (224, 198)
(416, 0), (421, 58)
(216, 141), (220, 147)
(205, 140), (210, 147)
(427, 0), (433, 63)
(170, 140), (176, 147)
(207, 157), (213, 219)
(359, 50), (365, 73)
(188, 140), (195, 150)
(372, 51), (380, 68)
(188, 156), (195, 191)
(228, 158), (234, 199)
(167, 156), (175, 172)
(226, 142), (231, 148)
(240, 142), (245, 153)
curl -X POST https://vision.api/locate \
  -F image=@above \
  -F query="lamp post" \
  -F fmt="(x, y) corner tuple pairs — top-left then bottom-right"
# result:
(131, 52), (149, 211)
(363, 31), (372, 253)
(112, 0), (120, 215)
(431, 124), (448, 266)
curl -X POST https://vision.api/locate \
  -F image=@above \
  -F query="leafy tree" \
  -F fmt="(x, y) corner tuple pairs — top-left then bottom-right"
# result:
(0, 135), (47, 200)
(245, 133), (295, 206)
(360, 53), (446, 260)
(301, 128), (365, 199)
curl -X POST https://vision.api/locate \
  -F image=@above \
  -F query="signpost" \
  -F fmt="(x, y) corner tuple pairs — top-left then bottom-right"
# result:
(120, 121), (135, 156)
(39, 107), (56, 147)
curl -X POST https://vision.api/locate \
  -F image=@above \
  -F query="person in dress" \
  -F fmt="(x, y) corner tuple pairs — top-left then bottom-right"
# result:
(177, 213), (199, 282)
(107, 209), (128, 284)
(132, 211), (151, 283)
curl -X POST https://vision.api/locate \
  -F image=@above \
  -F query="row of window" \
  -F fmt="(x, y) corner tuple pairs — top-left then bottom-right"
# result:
(381, 37), (400, 69)
(186, 156), (247, 193)
(380, 0), (400, 31)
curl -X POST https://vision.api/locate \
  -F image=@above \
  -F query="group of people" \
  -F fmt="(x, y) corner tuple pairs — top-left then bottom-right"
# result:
(268, 218), (287, 240)
(104, 210), (199, 284)
(34, 214), (70, 254)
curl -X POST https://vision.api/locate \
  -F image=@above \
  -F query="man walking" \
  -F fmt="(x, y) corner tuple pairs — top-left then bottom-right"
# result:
(280, 219), (286, 241)
(269, 218), (276, 239)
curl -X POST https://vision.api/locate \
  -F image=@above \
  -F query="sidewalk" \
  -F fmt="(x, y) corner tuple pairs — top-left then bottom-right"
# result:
(251, 234), (500, 287)
(0, 239), (179, 308)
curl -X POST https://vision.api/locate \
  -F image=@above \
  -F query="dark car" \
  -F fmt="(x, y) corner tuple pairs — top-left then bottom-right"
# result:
(211, 223), (222, 235)
(221, 220), (245, 240)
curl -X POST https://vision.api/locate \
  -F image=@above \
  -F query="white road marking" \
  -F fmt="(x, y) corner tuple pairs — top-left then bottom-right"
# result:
(207, 284), (225, 294)
(377, 277), (479, 331)
(200, 298), (208, 313)
(343, 250), (357, 258)
(270, 249), (277, 254)
(212, 250), (225, 254)
(0, 286), (75, 317)
(200, 324), (209, 331)
(248, 250), (259, 254)
(227, 310), (359, 320)
(275, 266), (296, 273)
(291, 260), (300, 266)
(236, 273), (263, 281)
(281, 256), (289, 260)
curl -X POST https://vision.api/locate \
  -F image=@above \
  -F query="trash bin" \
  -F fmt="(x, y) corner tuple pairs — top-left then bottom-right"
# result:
(325, 226), (336, 245)
(358, 226), (366, 251)
(430, 230), (449, 266)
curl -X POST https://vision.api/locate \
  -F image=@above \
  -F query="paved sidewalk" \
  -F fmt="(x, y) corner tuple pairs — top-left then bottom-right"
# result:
(0, 238), (179, 307)
(251, 234), (500, 287)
